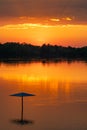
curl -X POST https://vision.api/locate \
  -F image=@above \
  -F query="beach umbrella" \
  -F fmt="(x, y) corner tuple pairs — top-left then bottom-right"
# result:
(10, 92), (35, 125)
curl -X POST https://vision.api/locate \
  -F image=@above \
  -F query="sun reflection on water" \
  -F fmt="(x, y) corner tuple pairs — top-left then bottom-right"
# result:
(0, 61), (87, 104)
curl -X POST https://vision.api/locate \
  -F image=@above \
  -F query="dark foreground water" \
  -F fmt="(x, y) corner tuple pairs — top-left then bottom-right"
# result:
(0, 60), (87, 130)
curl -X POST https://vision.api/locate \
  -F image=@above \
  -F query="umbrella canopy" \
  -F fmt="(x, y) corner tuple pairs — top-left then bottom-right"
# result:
(10, 92), (35, 97)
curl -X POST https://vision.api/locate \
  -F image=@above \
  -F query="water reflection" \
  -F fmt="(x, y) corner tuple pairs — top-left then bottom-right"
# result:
(11, 119), (34, 125)
(0, 58), (87, 66)
(0, 60), (87, 83)
(0, 61), (87, 130)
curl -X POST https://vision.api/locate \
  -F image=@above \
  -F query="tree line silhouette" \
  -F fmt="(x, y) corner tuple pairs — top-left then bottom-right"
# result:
(0, 42), (87, 60)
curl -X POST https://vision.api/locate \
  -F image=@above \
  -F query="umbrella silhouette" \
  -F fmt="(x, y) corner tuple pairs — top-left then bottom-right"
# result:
(10, 92), (35, 125)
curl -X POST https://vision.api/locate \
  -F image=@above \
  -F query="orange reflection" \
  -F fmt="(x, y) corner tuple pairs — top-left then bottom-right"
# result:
(0, 61), (87, 105)
(0, 61), (87, 83)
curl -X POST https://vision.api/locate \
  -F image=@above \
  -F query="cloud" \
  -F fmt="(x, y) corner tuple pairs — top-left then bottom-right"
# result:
(0, 0), (87, 24)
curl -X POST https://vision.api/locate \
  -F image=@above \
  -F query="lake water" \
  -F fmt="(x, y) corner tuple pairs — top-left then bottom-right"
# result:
(0, 60), (87, 130)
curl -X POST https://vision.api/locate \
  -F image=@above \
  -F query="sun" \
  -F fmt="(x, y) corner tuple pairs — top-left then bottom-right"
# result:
(37, 38), (46, 44)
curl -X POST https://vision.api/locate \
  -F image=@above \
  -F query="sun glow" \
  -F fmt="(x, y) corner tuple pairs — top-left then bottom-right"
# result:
(0, 18), (87, 46)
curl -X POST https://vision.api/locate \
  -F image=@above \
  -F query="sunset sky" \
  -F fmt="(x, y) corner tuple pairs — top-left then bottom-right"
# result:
(0, 0), (87, 47)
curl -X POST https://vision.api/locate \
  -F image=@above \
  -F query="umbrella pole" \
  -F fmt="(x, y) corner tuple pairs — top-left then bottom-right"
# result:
(21, 96), (23, 121)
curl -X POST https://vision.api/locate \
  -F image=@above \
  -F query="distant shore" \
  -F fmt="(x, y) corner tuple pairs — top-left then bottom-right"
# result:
(0, 42), (87, 61)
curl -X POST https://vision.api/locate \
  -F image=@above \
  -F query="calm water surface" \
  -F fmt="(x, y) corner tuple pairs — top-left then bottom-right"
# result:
(0, 60), (87, 130)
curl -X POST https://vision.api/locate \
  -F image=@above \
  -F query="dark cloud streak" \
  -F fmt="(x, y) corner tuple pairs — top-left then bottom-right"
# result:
(0, 0), (87, 24)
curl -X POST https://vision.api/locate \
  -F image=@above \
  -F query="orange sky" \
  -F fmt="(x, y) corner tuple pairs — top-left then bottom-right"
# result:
(0, 20), (87, 47)
(0, 0), (87, 47)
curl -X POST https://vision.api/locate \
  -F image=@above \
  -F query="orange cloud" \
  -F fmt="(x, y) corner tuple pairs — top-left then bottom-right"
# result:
(50, 18), (60, 22)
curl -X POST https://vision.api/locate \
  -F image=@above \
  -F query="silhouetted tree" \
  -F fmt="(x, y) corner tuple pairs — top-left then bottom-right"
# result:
(0, 42), (87, 60)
